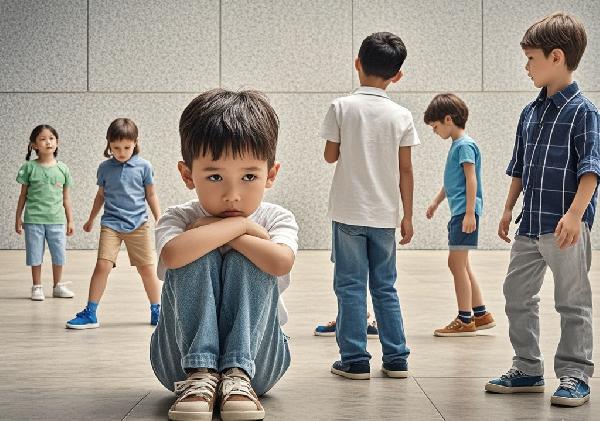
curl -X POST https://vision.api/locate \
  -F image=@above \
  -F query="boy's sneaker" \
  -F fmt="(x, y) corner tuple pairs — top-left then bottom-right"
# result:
(169, 369), (219, 421)
(434, 318), (476, 337)
(66, 307), (99, 329)
(551, 377), (590, 407)
(331, 360), (370, 380)
(31, 285), (44, 301)
(151, 304), (160, 326)
(219, 367), (265, 421)
(485, 367), (545, 393)
(52, 282), (75, 298)
(473, 312), (496, 330)
(382, 360), (409, 378)
(314, 317), (379, 338)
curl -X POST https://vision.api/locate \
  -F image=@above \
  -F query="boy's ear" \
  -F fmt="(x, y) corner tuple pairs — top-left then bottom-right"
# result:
(355, 57), (361, 72)
(550, 48), (566, 66)
(177, 161), (195, 190)
(390, 70), (403, 84)
(265, 162), (281, 189)
(444, 115), (453, 125)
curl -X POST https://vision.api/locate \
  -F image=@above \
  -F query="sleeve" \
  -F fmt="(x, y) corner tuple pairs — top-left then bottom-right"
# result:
(96, 163), (105, 187)
(154, 206), (191, 280)
(143, 162), (154, 186)
(319, 102), (341, 143)
(16, 162), (30, 185)
(267, 208), (299, 256)
(399, 113), (421, 147)
(63, 164), (74, 187)
(458, 144), (477, 166)
(506, 107), (527, 177)
(573, 109), (600, 181)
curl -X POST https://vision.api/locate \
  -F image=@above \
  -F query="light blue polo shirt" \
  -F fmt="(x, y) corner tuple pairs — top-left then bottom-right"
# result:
(443, 135), (483, 217)
(97, 155), (154, 233)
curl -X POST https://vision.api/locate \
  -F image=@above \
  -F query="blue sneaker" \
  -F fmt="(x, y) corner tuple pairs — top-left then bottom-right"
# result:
(66, 307), (99, 329)
(551, 377), (590, 407)
(314, 319), (379, 338)
(331, 360), (370, 380)
(485, 368), (545, 393)
(382, 360), (409, 378)
(150, 304), (160, 326)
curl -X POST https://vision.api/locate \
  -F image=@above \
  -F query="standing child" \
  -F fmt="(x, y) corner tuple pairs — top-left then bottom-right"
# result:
(424, 93), (495, 336)
(485, 12), (599, 407)
(66, 118), (161, 329)
(320, 32), (418, 380)
(15, 125), (75, 301)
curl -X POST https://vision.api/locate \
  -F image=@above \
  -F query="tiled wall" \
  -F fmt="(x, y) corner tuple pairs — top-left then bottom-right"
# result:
(1, 0), (599, 249)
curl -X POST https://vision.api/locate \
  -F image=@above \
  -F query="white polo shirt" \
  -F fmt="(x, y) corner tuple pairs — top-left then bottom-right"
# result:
(320, 86), (420, 228)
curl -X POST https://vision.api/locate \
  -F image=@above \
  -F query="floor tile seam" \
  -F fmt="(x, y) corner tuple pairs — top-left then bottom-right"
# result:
(121, 391), (150, 421)
(412, 377), (447, 421)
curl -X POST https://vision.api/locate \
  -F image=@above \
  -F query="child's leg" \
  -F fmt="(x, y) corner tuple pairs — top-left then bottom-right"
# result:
(31, 266), (42, 285)
(332, 222), (370, 364)
(503, 236), (547, 376)
(367, 227), (409, 364)
(466, 257), (484, 308)
(539, 223), (594, 382)
(46, 224), (66, 287)
(150, 250), (222, 391)
(124, 223), (160, 304)
(218, 250), (290, 395)
(448, 250), (472, 315)
(136, 264), (161, 304)
(87, 259), (113, 302)
(24, 223), (44, 285)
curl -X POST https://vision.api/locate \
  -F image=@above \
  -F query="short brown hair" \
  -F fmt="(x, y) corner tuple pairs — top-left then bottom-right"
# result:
(521, 12), (587, 71)
(424, 93), (469, 129)
(104, 118), (140, 158)
(179, 89), (279, 169)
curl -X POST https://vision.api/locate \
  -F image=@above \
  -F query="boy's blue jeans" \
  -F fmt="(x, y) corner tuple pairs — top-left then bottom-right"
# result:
(332, 221), (410, 365)
(150, 250), (290, 396)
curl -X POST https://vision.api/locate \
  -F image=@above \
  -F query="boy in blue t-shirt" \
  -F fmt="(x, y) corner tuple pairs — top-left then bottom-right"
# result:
(424, 93), (495, 336)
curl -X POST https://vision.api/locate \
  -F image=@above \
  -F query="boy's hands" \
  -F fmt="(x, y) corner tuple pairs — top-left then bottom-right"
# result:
(554, 211), (581, 249)
(399, 217), (413, 245)
(498, 209), (512, 243)
(426, 202), (438, 219)
(462, 212), (476, 234)
(185, 216), (222, 231)
(83, 219), (94, 232)
(244, 220), (270, 240)
(66, 222), (75, 236)
(15, 218), (23, 235)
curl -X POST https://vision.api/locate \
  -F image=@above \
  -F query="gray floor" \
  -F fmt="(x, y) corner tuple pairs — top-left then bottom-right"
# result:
(1, 249), (599, 421)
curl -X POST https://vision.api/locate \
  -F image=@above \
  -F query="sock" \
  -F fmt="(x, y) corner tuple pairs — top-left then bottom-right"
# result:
(86, 301), (98, 313)
(458, 310), (472, 324)
(151, 303), (160, 311)
(473, 305), (486, 317)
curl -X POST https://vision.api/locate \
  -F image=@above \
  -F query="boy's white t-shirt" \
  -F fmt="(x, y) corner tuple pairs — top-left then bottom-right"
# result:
(320, 86), (420, 228)
(155, 200), (299, 326)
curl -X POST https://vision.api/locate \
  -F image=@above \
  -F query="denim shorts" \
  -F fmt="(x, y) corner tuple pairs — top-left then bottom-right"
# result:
(448, 213), (479, 250)
(23, 223), (66, 266)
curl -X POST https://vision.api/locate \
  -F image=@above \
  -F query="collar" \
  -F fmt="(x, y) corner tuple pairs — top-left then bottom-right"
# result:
(535, 81), (580, 109)
(353, 86), (390, 99)
(111, 154), (141, 167)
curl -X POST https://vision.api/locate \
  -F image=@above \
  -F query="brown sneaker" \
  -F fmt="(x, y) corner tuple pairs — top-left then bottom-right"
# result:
(434, 318), (477, 337)
(168, 369), (219, 421)
(220, 367), (265, 421)
(474, 312), (496, 330)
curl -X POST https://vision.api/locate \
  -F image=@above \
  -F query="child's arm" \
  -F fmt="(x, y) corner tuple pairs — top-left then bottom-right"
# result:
(399, 146), (414, 245)
(324, 141), (340, 163)
(15, 185), (27, 235)
(83, 187), (105, 232)
(63, 187), (75, 236)
(462, 163), (477, 233)
(228, 229), (295, 277)
(145, 184), (161, 221)
(426, 187), (446, 219)
(555, 173), (598, 249)
(498, 177), (522, 243)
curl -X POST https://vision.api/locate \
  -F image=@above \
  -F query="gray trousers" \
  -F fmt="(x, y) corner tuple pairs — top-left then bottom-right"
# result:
(504, 223), (594, 381)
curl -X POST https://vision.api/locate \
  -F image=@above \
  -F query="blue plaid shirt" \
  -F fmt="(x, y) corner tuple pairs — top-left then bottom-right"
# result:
(506, 81), (600, 237)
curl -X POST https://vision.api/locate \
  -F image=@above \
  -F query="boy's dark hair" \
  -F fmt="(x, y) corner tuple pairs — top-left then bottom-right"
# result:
(27, 124), (59, 160)
(179, 89), (279, 169)
(358, 32), (407, 80)
(424, 93), (469, 129)
(104, 118), (140, 158)
(520, 12), (587, 71)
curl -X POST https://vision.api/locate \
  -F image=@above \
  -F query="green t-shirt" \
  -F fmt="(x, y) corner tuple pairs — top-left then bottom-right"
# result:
(16, 160), (73, 224)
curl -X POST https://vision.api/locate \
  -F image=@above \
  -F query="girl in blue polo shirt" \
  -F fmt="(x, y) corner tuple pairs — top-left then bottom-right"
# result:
(66, 118), (162, 329)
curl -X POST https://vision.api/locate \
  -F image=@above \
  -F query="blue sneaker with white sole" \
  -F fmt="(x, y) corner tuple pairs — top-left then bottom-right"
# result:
(331, 360), (370, 380)
(485, 368), (545, 393)
(66, 307), (99, 329)
(551, 377), (590, 407)
(382, 360), (409, 378)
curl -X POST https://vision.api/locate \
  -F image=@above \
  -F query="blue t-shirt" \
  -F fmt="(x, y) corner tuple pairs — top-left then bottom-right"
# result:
(443, 135), (483, 217)
(97, 155), (154, 233)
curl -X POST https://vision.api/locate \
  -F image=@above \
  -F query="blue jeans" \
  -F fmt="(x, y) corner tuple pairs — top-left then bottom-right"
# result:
(23, 223), (66, 266)
(332, 221), (410, 365)
(150, 250), (290, 396)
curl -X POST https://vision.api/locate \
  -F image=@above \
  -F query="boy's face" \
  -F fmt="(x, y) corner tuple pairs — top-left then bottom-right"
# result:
(428, 116), (453, 140)
(178, 151), (280, 217)
(523, 47), (561, 89)
(110, 138), (137, 163)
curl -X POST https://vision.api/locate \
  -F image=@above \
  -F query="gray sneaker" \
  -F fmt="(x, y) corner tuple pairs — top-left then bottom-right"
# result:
(53, 282), (75, 298)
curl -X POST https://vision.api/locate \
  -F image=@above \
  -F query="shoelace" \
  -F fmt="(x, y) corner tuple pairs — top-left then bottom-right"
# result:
(220, 370), (256, 403)
(558, 376), (579, 391)
(75, 308), (93, 319)
(174, 372), (219, 401)
(501, 368), (524, 379)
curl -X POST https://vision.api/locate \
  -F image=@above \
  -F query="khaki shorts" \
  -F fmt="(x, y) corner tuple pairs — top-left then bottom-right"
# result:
(98, 223), (156, 267)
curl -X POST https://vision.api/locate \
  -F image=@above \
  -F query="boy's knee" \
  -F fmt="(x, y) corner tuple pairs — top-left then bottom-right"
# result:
(166, 249), (222, 280)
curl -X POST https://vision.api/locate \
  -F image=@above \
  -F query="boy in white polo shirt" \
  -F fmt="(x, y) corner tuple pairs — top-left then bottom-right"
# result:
(320, 31), (420, 380)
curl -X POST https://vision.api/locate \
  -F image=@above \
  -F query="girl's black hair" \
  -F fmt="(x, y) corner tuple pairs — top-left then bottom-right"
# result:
(27, 125), (59, 160)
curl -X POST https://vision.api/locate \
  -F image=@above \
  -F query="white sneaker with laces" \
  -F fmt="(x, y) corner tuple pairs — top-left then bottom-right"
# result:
(31, 285), (45, 301)
(168, 369), (219, 421)
(220, 368), (265, 421)
(53, 282), (75, 298)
